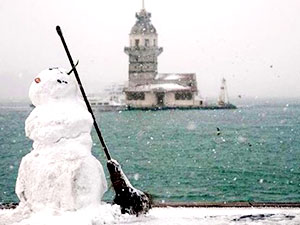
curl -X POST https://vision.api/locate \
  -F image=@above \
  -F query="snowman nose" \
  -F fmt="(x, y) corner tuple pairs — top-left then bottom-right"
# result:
(35, 77), (41, 83)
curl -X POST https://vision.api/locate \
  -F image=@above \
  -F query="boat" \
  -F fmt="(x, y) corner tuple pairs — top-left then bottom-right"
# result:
(89, 96), (127, 111)
(88, 83), (127, 111)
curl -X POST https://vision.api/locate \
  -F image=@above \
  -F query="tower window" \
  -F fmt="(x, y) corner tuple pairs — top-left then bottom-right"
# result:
(175, 92), (193, 100)
(145, 39), (149, 47)
(153, 39), (156, 46)
(135, 39), (140, 47)
(127, 92), (145, 100)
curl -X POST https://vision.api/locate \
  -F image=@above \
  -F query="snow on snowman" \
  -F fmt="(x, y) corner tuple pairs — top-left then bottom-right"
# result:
(16, 67), (108, 212)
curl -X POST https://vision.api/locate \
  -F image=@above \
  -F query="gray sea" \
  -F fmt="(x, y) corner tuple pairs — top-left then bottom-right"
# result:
(0, 98), (300, 204)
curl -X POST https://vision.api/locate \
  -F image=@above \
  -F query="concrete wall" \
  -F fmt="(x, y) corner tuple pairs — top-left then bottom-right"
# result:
(126, 92), (201, 108)
(164, 92), (195, 107)
(126, 92), (156, 107)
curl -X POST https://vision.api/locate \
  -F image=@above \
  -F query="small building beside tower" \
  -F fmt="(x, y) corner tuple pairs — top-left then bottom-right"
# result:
(124, 5), (201, 109)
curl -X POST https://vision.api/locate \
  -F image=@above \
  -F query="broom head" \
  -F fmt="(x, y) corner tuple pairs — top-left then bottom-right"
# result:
(107, 159), (151, 216)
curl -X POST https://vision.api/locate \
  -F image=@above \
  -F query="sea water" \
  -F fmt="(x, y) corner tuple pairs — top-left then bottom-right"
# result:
(0, 99), (300, 204)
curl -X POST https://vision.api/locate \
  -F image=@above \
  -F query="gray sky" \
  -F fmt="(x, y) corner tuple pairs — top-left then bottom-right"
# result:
(1, 0), (300, 101)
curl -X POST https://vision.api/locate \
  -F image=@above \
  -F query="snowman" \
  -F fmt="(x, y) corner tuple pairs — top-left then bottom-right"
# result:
(15, 67), (107, 212)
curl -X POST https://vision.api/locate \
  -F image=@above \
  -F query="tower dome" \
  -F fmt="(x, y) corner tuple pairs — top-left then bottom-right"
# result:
(130, 9), (157, 35)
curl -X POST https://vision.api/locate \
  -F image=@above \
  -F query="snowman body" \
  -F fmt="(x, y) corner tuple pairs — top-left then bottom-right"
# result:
(16, 68), (107, 212)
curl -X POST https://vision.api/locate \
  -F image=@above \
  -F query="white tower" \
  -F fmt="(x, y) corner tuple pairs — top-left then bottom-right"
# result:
(218, 78), (229, 105)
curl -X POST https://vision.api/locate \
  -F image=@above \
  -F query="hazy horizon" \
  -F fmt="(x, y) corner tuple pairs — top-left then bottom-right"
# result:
(1, 0), (300, 101)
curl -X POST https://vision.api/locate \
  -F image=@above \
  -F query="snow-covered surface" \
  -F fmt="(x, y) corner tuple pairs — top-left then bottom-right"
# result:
(155, 73), (194, 81)
(141, 207), (300, 225)
(1, 206), (300, 225)
(155, 73), (183, 80)
(8, 68), (107, 223)
(133, 83), (190, 92)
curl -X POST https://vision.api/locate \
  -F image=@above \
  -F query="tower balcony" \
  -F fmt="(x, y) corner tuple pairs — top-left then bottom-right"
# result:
(124, 46), (163, 56)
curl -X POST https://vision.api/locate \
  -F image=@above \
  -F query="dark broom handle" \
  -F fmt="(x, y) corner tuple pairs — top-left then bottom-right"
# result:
(56, 25), (111, 161)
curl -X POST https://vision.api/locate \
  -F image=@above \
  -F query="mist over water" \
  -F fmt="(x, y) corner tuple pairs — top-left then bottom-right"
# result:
(1, 0), (300, 100)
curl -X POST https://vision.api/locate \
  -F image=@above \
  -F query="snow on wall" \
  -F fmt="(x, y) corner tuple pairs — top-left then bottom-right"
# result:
(131, 83), (190, 92)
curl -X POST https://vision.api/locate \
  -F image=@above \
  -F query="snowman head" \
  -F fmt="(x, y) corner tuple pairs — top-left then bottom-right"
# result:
(29, 67), (78, 106)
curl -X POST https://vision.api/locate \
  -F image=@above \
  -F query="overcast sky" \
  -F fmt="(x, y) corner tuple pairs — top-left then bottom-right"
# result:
(1, 0), (300, 101)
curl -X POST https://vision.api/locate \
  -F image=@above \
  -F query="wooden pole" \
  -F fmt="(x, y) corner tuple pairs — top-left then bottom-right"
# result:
(56, 26), (111, 161)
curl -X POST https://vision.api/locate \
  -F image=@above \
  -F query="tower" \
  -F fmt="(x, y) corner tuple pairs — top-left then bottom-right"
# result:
(124, 3), (198, 109)
(124, 6), (163, 87)
(218, 78), (229, 105)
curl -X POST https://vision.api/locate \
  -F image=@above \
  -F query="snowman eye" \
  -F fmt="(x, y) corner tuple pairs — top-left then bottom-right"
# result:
(57, 79), (62, 83)
(63, 81), (68, 84)
(35, 78), (41, 83)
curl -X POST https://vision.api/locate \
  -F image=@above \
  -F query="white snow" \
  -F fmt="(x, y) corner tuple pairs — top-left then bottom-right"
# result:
(134, 83), (190, 92)
(29, 68), (78, 107)
(155, 73), (195, 81)
(155, 73), (186, 81)
(163, 74), (182, 80)
(0, 68), (108, 224)
(139, 207), (300, 225)
(156, 74), (183, 80)
(1, 206), (300, 225)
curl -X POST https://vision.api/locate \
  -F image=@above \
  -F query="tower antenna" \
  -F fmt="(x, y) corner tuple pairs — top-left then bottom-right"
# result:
(142, 0), (145, 10)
